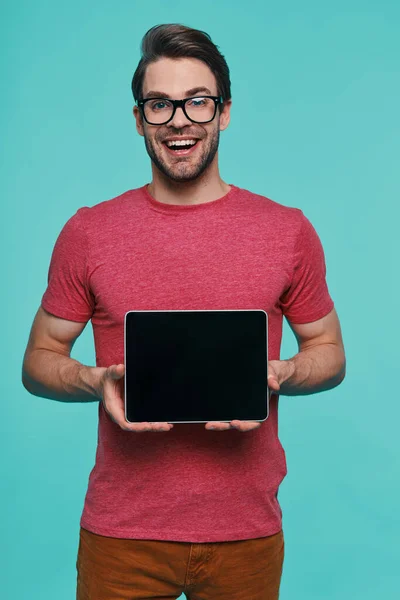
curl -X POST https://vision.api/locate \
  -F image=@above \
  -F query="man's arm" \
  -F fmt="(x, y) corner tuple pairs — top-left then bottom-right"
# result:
(22, 306), (102, 402)
(269, 307), (346, 396)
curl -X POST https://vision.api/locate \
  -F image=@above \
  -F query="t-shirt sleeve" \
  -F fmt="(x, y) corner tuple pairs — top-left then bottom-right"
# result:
(280, 211), (334, 324)
(41, 209), (95, 322)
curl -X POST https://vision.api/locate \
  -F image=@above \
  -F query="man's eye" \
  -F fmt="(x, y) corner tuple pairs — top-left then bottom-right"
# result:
(188, 97), (207, 107)
(151, 101), (170, 111)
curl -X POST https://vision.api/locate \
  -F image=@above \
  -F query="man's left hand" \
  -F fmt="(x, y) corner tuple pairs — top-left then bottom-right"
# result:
(205, 360), (294, 431)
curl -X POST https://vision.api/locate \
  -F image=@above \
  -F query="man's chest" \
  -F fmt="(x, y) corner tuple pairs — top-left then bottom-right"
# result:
(89, 219), (292, 326)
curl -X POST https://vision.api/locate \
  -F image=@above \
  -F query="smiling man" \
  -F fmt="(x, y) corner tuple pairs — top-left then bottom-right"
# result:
(22, 23), (346, 600)
(138, 80), (223, 181)
(133, 50), (231, 202)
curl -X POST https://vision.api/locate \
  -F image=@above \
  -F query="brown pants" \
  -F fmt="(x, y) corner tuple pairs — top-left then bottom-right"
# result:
(76, 526), (284, 600)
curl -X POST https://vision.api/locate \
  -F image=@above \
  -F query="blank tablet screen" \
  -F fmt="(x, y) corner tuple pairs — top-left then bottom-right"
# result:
(124, 310), (268, 424)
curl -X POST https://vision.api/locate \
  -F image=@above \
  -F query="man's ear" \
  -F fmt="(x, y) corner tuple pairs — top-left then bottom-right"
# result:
(219, 99), (232, 132)
(133, 105), (145, 137)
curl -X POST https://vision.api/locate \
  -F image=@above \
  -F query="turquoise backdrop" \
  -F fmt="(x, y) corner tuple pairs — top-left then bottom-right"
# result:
(2, 0), (399, 598)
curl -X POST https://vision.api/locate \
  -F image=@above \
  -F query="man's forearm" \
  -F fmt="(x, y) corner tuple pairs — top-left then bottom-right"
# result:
(22, 349), (104, 403)
(278, 343), (346, 396)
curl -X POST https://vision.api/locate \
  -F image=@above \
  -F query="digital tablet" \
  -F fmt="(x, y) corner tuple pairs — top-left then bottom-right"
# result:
(124, 309), (269, 424)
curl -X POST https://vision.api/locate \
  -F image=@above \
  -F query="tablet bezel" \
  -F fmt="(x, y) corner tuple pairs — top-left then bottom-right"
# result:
(124, 309), (269, 424)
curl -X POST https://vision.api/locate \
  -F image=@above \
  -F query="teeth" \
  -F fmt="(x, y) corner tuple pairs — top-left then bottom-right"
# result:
(166, 139), (197, 147)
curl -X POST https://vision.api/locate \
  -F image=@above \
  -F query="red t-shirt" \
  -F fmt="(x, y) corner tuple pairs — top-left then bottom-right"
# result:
(41, 184), (334, 542)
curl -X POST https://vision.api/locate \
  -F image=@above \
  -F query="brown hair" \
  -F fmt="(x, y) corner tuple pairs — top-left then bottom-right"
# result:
(131, 24), (231, 106)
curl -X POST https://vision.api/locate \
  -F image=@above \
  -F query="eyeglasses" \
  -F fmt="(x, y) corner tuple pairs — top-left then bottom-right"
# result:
(137, 96), (223, 125)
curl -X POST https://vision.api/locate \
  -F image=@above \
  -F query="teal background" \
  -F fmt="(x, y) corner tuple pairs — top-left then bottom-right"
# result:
(2, 0), (399, 598)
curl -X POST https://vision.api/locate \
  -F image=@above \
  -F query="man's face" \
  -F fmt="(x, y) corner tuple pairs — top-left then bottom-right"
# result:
(133, 57), (231, 182)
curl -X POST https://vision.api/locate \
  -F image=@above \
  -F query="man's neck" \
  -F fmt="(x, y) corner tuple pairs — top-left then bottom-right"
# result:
(147, 163), (230, 206)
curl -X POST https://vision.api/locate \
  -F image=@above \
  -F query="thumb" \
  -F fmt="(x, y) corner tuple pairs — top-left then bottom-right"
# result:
(106, 363), (125, 380)
(267, 373), (280, 391)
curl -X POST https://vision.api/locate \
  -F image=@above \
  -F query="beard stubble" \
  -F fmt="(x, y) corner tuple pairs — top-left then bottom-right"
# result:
(143, 125), (220, 183)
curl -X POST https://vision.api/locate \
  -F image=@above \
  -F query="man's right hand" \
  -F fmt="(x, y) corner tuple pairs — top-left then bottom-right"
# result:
(96, 363), (174, 432)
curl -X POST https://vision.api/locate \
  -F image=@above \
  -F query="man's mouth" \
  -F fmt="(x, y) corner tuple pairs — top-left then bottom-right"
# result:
(162, 138), (200, 156)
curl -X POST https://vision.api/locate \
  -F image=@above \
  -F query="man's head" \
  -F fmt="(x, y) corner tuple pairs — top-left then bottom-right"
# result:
(132, 24), (232, 183)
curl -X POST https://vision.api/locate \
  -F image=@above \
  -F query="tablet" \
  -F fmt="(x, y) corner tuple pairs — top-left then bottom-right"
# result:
(124, 310), (269, 424)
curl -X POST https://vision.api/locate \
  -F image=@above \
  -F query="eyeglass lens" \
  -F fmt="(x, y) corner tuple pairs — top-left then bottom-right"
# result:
(144, 97), (216, 124)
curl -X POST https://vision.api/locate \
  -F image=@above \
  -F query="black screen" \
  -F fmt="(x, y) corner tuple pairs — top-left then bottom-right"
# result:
(124, 310), (268, 423)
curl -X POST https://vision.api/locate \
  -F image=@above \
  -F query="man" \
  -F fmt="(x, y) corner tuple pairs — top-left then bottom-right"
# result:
(22, 23), (346, 600)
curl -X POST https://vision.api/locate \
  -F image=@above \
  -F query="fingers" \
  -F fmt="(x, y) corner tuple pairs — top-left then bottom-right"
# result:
(105, 400), (174, 433)
(205, 422), (232, 431)
(205, 420), (261, 432)
(125, 422), (174, 432)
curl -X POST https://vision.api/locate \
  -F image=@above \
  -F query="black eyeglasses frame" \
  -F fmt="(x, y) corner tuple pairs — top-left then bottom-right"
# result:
(137, 95), (223, 125)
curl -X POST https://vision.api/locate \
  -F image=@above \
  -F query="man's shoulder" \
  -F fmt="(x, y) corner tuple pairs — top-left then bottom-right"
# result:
(234, 185), (304, 225)
(76, 187), (143, 223)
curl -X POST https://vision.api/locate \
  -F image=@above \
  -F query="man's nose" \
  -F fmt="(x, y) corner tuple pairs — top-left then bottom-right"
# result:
(167, 105), (192, 129)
